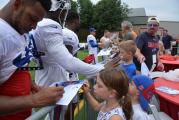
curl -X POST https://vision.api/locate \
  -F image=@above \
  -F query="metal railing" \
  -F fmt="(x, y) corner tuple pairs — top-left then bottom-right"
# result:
(26, 79), (97, 120)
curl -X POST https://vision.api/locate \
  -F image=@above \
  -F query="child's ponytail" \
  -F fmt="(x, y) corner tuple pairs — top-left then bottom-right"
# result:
(119, 95), (133, 120)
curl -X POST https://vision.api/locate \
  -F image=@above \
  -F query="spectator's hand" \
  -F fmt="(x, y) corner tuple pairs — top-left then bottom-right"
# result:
(83, 80), (90, 94)
(157, 61), (164, 71)
(138, 54), (145, 63)
(170, 47), (172, 51)
(31, 86), (64, 107)
(104, 55), (121, 69)
(31, 82), (43, 94)
(135, 48), (145, 63)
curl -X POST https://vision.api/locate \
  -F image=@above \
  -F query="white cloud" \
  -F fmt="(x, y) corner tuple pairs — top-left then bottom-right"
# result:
(1, 0), (178, 21)
(90, 0), (101, 4)
(0, 0), (9, 9)
(92, 0), (179, 21)
(122, 0), (179, 21)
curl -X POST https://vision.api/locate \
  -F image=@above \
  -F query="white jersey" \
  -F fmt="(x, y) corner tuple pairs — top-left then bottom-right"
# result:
(63, 27), (80, 55)
(87, 34), (98, 63)
(87, 34), (98, 54)
(0, 18), (27, 84)
(31, 18), (104, 86)
(132, 104), (150, 120)
(97, 107), (126, 120)
(63, 27), (80, 81)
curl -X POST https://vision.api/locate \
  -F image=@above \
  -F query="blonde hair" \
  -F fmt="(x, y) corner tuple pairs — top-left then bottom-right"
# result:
(119, 40), (137, 55)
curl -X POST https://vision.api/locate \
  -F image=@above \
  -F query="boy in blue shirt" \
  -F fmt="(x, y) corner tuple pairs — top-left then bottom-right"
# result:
(118, 40), (137, 79)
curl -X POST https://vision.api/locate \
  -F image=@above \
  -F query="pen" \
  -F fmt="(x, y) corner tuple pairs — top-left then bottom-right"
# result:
(55, 83), (59, 87)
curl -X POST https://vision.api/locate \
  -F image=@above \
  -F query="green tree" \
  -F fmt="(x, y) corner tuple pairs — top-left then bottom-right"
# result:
(79, 0), (94, 28)
(93, 0), (129, 37)
(74, 0), (94, 42)
(71, 1), (78, 13)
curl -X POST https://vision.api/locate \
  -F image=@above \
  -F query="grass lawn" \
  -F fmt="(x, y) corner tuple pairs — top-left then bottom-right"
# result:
(77, 50), (89, 80)
(77, 50), (89, 60)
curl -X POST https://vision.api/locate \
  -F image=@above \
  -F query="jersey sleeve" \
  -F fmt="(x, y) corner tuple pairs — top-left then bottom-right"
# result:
(0, 39), (4, 60)
(38, 26), (104, 76)
(89, 40), (98, 47)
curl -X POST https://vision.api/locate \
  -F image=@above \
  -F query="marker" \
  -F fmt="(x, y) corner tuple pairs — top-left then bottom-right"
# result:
(110, 52), (119, 59)
(55, 82), (68, 87)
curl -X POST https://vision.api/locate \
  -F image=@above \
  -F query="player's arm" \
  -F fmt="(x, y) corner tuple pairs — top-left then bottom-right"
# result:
(0, 86), (64, 115)
(41, 26), (103, 76)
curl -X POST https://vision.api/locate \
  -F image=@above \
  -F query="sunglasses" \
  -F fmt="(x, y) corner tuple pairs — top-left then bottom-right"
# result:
(148, 24), (159, 27)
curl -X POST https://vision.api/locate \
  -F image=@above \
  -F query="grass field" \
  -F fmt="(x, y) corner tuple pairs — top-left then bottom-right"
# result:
(77, 50), (90, 80)
(77, 50), (89, 60)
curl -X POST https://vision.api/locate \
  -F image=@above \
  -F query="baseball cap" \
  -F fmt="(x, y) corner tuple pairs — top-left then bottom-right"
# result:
(83, 54), (95, 64)
(132, 75), (155, 111)
(148, 17), (160, 24)
(49, 0), (67, 11)
(89, 27), (96, 32)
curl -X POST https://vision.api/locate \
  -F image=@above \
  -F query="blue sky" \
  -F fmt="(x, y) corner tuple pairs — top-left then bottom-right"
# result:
(1, 0), (179, 21)
(91, 0), (179, 21)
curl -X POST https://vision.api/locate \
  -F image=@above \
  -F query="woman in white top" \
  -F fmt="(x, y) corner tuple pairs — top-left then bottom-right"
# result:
(83, 68), (133, 120)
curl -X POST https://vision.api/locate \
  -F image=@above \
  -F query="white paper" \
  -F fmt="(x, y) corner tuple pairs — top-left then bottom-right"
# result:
(141, 62), (150, 77)
(163, 69), (179, 82)
(97, 48), (111, 56)
(150, 71), (165, 78)
(156, 86), (179, 95)
(51, 80), (84, 106)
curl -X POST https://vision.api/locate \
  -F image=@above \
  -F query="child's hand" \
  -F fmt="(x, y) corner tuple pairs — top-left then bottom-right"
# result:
(83, 80), (91, 94)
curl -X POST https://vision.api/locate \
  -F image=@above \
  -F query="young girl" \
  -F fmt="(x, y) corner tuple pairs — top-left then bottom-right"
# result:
(83, 68), (133, 120)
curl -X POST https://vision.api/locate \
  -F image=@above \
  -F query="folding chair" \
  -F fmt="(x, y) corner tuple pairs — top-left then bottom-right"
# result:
(149, 104), (173, 120)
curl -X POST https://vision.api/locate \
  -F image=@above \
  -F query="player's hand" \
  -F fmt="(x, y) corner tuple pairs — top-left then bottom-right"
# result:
(104, 55), (121, 69)
(31, 82), (43, 94)
(31, 86), (64, 107)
